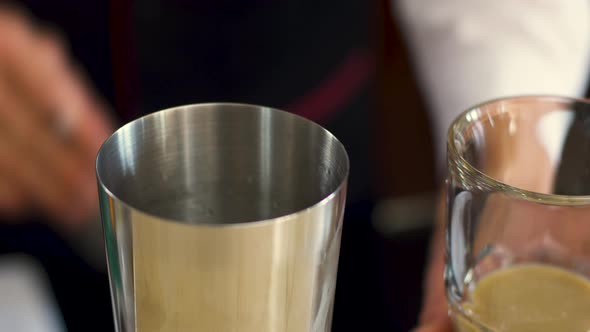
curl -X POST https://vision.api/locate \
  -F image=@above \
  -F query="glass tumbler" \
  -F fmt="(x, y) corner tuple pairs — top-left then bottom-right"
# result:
(446, 96), (590, 332)
(96, 103), (349, 332)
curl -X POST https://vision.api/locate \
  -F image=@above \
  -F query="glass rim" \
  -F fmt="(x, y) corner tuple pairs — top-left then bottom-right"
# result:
(447, 95), (590, 206)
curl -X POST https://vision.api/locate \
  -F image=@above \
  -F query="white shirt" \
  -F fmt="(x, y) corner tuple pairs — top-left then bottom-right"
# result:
(393, 0), (590, 172)
(0, 255), (65, 332)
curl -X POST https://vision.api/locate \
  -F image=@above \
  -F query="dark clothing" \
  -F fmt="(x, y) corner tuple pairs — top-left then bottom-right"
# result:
(24, 0), (373, 202)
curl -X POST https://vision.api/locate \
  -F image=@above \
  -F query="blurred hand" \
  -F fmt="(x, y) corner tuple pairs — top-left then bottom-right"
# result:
(0, 6), (113, 226)
(412, 200), (452, 332)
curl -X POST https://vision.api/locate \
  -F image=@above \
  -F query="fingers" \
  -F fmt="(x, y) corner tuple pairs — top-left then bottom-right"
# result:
(0, 7), (112, 164)
(0, 136), (65, 218)
(0, 8), (113, 225)
(0, 176), (25, 217)
(412, 320), (453, 332)
(0, 77), (97, 217)
(414, 242), (453, 332)
(415, 194), (453, 331)
(31, 32), (112, 163)
(419, 225), (450, 324)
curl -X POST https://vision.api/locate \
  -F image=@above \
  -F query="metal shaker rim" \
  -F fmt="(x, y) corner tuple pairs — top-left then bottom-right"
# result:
(96, 102), (350, 229)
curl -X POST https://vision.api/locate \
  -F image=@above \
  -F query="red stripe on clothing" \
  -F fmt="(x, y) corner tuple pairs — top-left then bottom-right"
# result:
(287, 49), (374, 123)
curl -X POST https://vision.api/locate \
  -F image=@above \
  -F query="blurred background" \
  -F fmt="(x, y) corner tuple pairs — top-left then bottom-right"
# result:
(6, 0), (585, 331)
